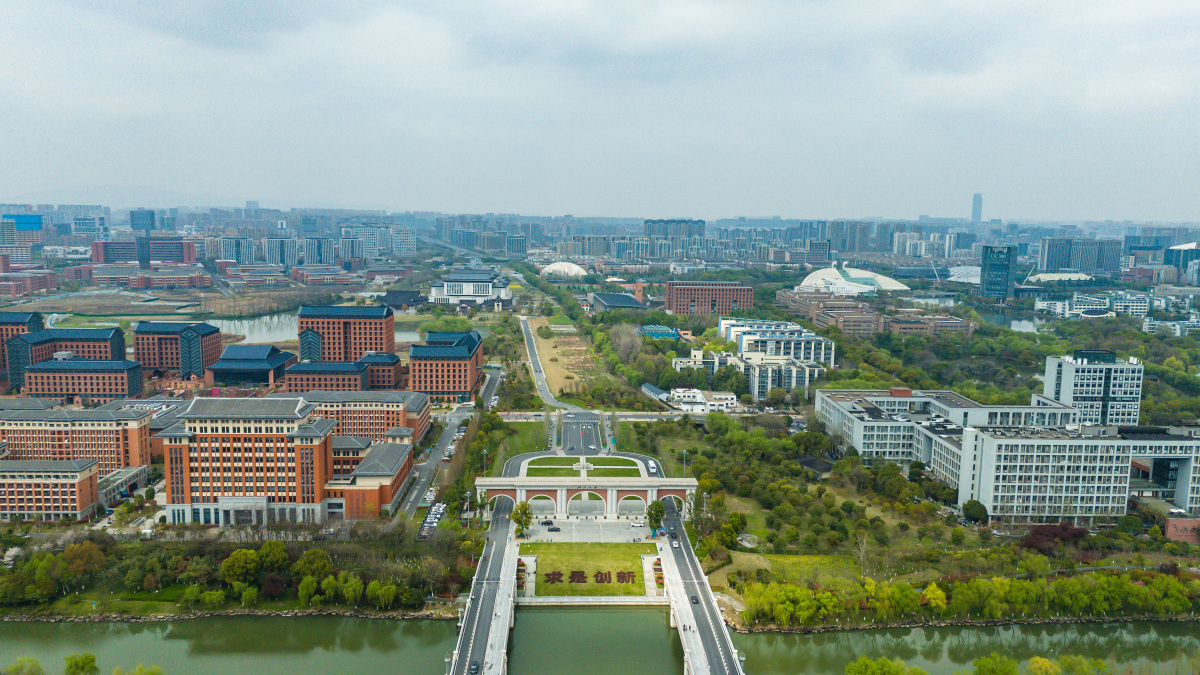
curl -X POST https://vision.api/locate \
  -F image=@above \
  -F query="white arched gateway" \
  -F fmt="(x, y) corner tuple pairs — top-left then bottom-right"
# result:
(473, 476), (699, 520)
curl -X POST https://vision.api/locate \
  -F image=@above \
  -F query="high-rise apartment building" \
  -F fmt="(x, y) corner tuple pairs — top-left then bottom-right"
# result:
(979, 245), (1017, 300)
(263, 239), (299, 268)
(506, 235), (527, 257)
(971, 193), (983, 223)
(296, 305), (395, 362)
(1043, 350), (1144, 426)
(664, 281), (753, 316)
(219, 238), (255, 265)
(304, 238), (336, 265)
(1038, 237), (1121, 274)
(72, 216), (109, 239)
(644, 219), (705, 239)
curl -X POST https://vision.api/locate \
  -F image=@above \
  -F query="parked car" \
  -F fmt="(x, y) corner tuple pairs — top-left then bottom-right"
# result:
(631, 521), (645, 527)
(548, 526), (561, 532)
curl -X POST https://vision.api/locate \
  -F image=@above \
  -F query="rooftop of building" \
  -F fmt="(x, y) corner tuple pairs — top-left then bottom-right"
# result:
(265, 390), (429, 410)
(289, 418), (339, 439)
(97, 397), (188, 429)
(0, 408), (153, 422)
(973, 425), (1192, 442)
(0, 312), (41, 325)
(26, 359), (140, 373)
(410, 331), (482, 359)
(384, 426), (415, 438)
(332, 436), (373, 451)
(97, 466), (146, 490)
(590, 292), (647, 309)
(297, 304), (393, 319)
(286, 361), (370, 374)
(357, 352), (401, 364)
(351, 442), (413, 477)
(15, 328), (121, 345)
(0, 458), (98, 473)
(0, 398), (60, 410)
(179, 397), (317, 420)
(208, 345), (295, 372)
(132, 321), (219, 336)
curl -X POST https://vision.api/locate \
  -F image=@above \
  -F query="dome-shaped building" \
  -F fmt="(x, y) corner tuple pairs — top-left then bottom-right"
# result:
(540, 261), (588, 278)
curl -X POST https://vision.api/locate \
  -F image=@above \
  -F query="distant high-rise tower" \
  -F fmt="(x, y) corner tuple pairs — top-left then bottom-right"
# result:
(971, 194), (983, 224)
(979, 245), (1016, 300)
(130, 209), (155, 270)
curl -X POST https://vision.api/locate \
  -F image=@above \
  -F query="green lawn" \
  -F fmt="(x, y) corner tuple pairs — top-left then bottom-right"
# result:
(492, 422), (550, 477)
(588, 457), (638, 467)
(526, 467), (580, 477)
(588, 468), (642, 477)
(528, 457), (578, 466)
(519, 543), (655, 596)
(765, 554), (857, 583)
(724, 494), (771, 540)
(546, 314), (575, 325)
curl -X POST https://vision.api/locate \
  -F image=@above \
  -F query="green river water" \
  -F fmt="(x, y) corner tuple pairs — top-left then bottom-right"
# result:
(2, 610), (1199, 675)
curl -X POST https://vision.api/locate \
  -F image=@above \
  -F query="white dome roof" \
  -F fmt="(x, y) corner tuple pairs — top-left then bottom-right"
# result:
(540, 261), (588, 277)
(799, 266), (909, 294)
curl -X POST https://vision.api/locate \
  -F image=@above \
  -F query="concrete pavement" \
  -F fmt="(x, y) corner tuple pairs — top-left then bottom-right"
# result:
(450, 499), (513, 675)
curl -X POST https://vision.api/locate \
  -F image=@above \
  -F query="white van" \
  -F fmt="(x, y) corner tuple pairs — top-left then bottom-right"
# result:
(647, 461), (658, 474)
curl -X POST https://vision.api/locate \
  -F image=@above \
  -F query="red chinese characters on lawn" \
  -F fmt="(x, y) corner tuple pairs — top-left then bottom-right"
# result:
(616, 571), (637, 584)
(542, 570), (638, 584)
(569, 571), (587, 583)
(544, 571), (563, 584)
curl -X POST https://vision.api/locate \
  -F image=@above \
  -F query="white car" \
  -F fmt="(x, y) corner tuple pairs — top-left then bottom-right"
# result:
(671, 541), (680, 548)
(588, 444), (596, 450)
(631, 521), (645, 527)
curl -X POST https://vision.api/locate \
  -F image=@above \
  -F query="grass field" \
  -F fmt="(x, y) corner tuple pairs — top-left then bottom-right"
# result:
(528, 457), (578, 467)
(588, 457), (638, 467)
(520, 543), (655, 596)
(588, 468), (642, 477)
(765, 554), (857, 583)
(526, 467), (580, 477)
(724, 495), (771, 540)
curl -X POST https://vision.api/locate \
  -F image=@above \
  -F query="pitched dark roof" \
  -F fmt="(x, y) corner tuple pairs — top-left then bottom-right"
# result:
(16, 328), (121, 345)
(286, 361), (369, 374)
(0, 408), (153, 422)
(410, 331), (482, 360)
(27, 359), (139, 373)
(357, 352), (400, 364)
(0, 459), (98, 473)
(133, 321), (219, 336)
(298, 304), (392, 319)
(265, 390), (429, 411)
(591, 292), (647, 310)
(351, 442), (412, 477)
(380, 290), (426, 307)
(0, 312), (40, 325)
(0, 397), (60, 410)
(208, 345), (295, 372)
(180, 397), (316, 419)
(333, 436), (373, 451)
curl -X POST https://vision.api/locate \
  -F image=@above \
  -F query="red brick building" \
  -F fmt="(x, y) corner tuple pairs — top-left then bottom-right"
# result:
(324, 441), (413, 520)
(0, 312), (43, 375)
(0, 459), (101, 522)
(297, 305), (395, 362)
(24, 359), (143, 403)
(285, 361), (370, 392)
(0, 408), (155, 474)
(133, 322), (222, 379)
(408, 331), (482, 403)
(6, 328), (125, 389)
(664, 281), (754, 316)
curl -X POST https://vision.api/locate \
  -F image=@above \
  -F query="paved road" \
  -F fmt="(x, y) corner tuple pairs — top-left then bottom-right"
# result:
(480, 371), (501, 409)
(396, 407), (476, 519)
(663, 502), (743, 675)
(518, 316), (581, 411)
(451, 499), (513, 675)
(559, 412), (602, 456)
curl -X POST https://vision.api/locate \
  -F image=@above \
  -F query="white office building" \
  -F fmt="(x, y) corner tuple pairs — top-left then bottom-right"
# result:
(1043, 351), (1143, 426)
(428, 268), (513, 308)
(668, 388), (737, 413)
(717, 317), (836, 365)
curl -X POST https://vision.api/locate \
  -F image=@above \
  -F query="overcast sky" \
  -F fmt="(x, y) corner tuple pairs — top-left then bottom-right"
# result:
(2, 1), (1198, 222)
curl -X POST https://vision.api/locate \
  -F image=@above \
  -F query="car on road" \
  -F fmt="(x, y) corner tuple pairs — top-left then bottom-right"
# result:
(691, 596), (699, 604)
(588, 444), (596, 450)
(547, 526), (561, 532)
(470, 661), (480, 674)
(541, 520), (554, 526)
(670, 532), (678, 539)
(671, 541), (680, 548)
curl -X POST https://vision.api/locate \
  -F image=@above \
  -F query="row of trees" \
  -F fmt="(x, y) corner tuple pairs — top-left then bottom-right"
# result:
(741, 570), (1200, 627)
(846, 653), (1111, 675)
(2, 655), (162, 675)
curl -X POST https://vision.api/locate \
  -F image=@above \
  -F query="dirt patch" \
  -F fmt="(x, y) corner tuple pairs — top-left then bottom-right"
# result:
(529, 317), (581, 395)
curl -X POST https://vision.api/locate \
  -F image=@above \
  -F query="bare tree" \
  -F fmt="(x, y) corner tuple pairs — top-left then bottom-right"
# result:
(609, 323), (643, 363)
(853, 529), (871, 577)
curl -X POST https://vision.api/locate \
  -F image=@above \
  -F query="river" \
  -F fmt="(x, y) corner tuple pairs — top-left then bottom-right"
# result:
(205, 311), (487, 344)
(4, 613), (1200, 674)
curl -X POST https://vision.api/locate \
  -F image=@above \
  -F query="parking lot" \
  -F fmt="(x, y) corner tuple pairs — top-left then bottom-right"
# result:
(521, 518), (651, 544)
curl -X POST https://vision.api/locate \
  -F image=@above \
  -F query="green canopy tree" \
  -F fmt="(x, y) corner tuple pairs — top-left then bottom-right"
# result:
(511, 501), (533, 537)
(646, 500), (666, 533)
(220, 549), (260, 586)
(258, 541), (290, 574)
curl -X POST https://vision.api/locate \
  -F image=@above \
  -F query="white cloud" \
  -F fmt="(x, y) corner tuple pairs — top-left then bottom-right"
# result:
(0, 0), (1198, 219)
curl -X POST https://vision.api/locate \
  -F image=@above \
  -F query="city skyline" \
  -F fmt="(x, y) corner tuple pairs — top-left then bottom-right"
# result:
(2, 2), (1198, 222)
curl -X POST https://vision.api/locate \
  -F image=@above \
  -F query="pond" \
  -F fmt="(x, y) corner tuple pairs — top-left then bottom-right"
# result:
(205, 311), (484, 344)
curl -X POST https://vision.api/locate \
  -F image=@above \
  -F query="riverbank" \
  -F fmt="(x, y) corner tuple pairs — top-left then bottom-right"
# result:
(0, 606), (458, 624)
(732, 612), (1200, 635)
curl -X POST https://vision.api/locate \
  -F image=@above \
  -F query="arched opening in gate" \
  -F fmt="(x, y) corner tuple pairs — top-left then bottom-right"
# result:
(485, 494), (516, 520)
(618, 495), (647, 517)
(567, 491), (606, 517)
(659, 495), (685, 515)
(528, 495), (556, 516)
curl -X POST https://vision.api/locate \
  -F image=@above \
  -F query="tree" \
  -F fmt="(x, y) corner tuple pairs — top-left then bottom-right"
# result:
(765, 388), (787, 406)
(951, 528), (965, 545)
(968, 652), (1018, 675)
(180, 585), (201, 608)
(1026, 658), (1062, 675)
(298, 575), (318, 605)
(646, 500), (666, 533)
(258, 541), (290, 574)
(201, 590), (225, 607)
(241, 587), (258, 607)
(845, 656), (928, 675)
(63, 654), (99, 675)
(1, 659), (45, 675)
(511, 500), (533, 537)
(963, 500), (988, 524)
(144, 487), (155, 501)
(220, 549), (261, 586)
(111, 667), (164, 675)
(922, 582), (947, 616)
(342, 573), (364, 606)
(291, 549), (333, 581)
(419, 557), (447, 598)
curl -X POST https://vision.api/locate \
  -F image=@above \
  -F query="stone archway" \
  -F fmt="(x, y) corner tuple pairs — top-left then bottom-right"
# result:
(528, 495), (556, 516)
(567, 491), (606, 517)
(618, 495), (647, 517)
